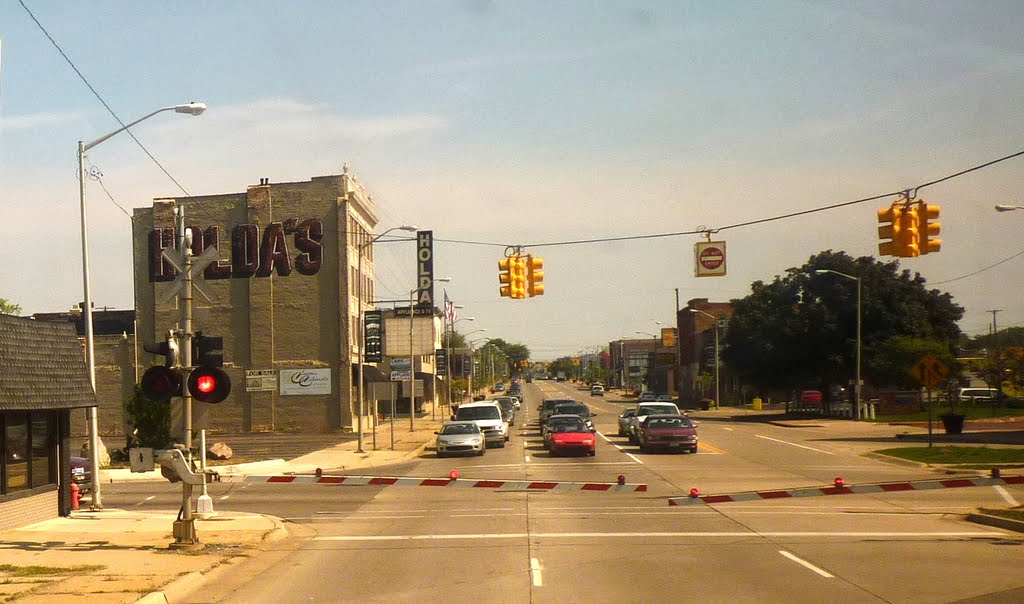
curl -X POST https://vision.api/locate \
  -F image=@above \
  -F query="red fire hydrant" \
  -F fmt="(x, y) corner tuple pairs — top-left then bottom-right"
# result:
(70, 483), (81, 511)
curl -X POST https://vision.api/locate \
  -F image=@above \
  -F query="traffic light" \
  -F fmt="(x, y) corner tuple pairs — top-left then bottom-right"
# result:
(498, 258), (512, 298)
(188, 332), (231, 403)
(526, 255), (544, 297)
(877, 204), (903, 257)
(510, 255), (528, 299)
(192, 331), (224, 367)
(898, 202), (920, 257)
(141, 366), (182, 403)
(187, 366), (231, 403)
(919, 201), (941, 255)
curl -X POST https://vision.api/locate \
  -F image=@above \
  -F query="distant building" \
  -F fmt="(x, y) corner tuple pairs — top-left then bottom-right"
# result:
(677, 298), (734, 404)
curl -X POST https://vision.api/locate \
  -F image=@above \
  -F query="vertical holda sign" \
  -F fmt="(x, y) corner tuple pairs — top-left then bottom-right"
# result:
(416, 230), (434, 307)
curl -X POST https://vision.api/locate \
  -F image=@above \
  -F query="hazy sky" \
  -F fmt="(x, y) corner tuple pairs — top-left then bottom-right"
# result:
(2, 1), (1023, 359)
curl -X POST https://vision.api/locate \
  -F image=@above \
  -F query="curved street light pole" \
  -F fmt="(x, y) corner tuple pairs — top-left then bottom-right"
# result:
(689, 309), (720, 409)
(814, 269), (862, 419)
(79, 102), (206, 509)
(356, 225), (417, 452)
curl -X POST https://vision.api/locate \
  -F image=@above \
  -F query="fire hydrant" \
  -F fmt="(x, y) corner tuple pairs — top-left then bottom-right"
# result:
(70, 483), (81, 511)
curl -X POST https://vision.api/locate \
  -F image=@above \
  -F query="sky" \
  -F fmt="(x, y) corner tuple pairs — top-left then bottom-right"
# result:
(2, 1), (1024, 360)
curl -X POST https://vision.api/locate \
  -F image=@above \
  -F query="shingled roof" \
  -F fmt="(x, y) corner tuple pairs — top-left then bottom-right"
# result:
(0, 314), (97, 410)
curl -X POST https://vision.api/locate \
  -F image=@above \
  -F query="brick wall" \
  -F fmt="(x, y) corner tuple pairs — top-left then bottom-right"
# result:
(0, 490), (58, 531)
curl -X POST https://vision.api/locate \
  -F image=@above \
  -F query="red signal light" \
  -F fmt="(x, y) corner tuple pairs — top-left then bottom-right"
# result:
(196, 374), (216, 393)
(187, 366), (232, 403)
(140, 366), (182, 403)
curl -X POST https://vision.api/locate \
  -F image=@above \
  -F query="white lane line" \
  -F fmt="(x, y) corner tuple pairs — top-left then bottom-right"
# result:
(723, 427), (734, 431)
(779, 551), (834, 578)
(525, 455), (531, 463)
(598, 432), (614, 443)
(531, 557), (543, 587)
(625, 452), (643, 464)
(756, 434), (834, 454)
(219, 495), (231, 501)
(134, 495), (157, 507)
(995, 485), (1020, 506)
(314, 530), (1003, 542)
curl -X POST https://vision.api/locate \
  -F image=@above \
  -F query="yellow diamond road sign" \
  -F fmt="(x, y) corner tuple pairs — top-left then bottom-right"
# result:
(908, 354), (949, 389)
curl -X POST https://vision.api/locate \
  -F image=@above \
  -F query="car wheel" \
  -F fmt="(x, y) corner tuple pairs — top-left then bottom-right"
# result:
(478, 449), (485, 456)
(638, 442), (646, 453)
(437, 451), (446, 458)
(690, 446), (698, 454)
(588, 450), (596, 457)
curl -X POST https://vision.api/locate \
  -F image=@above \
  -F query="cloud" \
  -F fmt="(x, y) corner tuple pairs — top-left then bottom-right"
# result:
(0, 110), (79, 132)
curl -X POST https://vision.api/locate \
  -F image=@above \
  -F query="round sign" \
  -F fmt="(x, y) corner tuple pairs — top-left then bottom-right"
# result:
(699, 246), (724, 270)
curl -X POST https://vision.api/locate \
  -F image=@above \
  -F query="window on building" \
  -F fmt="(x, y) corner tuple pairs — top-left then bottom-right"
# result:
(2, 411), (56, 496)
(30, 415), (54, 489)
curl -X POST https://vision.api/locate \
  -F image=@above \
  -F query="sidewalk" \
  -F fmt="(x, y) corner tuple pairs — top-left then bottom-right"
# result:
(0, 414), (445, 604)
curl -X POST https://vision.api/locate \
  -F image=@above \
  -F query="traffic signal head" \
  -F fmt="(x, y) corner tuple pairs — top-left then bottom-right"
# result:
(498, 258), (512, 297)
(143, 331), (180, 367)
(510, 255), (528, 299)
(898, 203), (920, 257)
(877, 205), (903, 257)
(193, 331), (225, 367)
(526, 255), (544, 297)
(187, 366), (232, 404)
(141, 365), (182, 403)
(919, 201), (941, 255)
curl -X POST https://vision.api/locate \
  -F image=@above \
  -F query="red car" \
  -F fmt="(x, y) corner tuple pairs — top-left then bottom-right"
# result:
(638, 414), (698, 454)
(548, 419), (596, 456)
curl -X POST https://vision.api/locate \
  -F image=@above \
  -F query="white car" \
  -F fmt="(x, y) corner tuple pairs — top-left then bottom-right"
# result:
(627, 402), (682, 444)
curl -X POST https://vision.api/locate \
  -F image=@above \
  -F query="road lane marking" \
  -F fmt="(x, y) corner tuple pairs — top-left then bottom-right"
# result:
(625, 452), (643, 464)
(723, 427), (734, 431)
(779, 550), (834, 578)
(313, 530), (1004, 542)
(134, 495), (157, 506)
(531, 557), (543, 586)
(219, 495), (231, 501)
(995, 485), (1020, 506)
(525, 455), (531, 463)
(756, 434), (834, 454)
(699, 442), (726, 454)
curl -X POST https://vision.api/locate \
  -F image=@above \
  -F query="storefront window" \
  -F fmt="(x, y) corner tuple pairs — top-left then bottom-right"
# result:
(4, 413), (29, 493)
(30, 414), (54, 488)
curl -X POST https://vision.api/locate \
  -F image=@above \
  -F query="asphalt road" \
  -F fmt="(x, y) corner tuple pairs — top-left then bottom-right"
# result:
(102, 380), (1024, 603)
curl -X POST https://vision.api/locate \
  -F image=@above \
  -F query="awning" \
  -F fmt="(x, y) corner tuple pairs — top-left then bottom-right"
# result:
(352, 363), (388, 383)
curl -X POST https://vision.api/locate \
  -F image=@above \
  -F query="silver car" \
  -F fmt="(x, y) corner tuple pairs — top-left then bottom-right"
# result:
(617, 408), (637, 437)
(435, 421), (486, 457)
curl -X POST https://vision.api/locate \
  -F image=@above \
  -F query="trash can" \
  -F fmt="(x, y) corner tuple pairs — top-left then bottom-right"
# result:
(752, 397), (763, 411)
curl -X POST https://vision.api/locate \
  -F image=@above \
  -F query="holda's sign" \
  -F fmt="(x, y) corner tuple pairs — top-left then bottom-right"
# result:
(149, 219), (324, 282)
(416, 230), (434, 307)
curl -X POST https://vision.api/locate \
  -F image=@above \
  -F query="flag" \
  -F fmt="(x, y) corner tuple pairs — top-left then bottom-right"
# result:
(444, 289), (456, 322)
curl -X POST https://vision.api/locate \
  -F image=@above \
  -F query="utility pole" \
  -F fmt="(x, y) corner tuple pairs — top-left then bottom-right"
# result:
(989, 309), (1003, 398)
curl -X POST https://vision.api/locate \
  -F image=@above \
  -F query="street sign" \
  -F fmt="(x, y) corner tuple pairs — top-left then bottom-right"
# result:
(695, 241), (727, 277)
(908, 354), (950, 389)
(364, 310), (384, 363)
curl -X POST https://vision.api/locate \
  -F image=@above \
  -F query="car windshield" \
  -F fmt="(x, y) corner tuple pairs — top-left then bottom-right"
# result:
(456, 407), (500, 420)
(648, 417), (691, 428)
(441, 424), (480, 435)
(553, 405), (589, 417)
(552, 421), (586, 432)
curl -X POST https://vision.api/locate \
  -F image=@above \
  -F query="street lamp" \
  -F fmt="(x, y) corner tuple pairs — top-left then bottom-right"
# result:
(356, 225), (418, 452)
(995, 205), (1024, 212)
(814, 269), (862, 419)
(689, 309), (720, 409)
(79, 101), (206, 509)
(408, 278), (450, 430)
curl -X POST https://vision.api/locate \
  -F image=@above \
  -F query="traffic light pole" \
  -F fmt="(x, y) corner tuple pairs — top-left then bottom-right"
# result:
(172, 206), (199, 549)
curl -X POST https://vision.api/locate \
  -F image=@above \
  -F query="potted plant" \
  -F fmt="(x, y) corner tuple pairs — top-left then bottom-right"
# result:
(939, 387), (966, 435)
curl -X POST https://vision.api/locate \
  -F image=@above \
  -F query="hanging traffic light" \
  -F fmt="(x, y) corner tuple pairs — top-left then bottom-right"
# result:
(498, 258), (512, 298)
(141, 366), (182, 403)
(898, 202), (920, 257)
(510, 255), (528, 299)
(526, 255), (544, 297)
(919, 201), (941, 255)
(877, 204), (903, 257)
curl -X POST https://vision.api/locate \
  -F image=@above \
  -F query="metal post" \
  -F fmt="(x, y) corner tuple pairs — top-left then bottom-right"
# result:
(714, 323), (720, 409)
(855, 277), (862, 420)
(174, 206), (198, 548)
(409, 289), (416, 431)
(78, 140), (103, 510)
(357, 247), (365, 452)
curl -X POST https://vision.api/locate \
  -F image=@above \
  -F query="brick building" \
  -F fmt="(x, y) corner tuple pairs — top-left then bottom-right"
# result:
(677, 298), (734, 404)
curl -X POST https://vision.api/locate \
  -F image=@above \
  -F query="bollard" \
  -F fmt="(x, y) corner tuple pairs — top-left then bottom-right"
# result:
(315, 467), (323, 478)
(834, 477), (845, 488)
(689, 487), (700, 498)
(70, 483), (80, 511)
(449, 470), (460, 480)
(991, 468), (1001, 479)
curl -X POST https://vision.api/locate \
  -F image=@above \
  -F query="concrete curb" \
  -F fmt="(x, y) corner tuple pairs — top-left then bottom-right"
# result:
(965, 513), (1024, 534)
(134, 515), (291, 604)
(863, 451), (930, 468)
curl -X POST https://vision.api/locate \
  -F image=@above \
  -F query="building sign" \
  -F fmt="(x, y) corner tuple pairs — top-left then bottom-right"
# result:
(364, 310), (384, 363)
(279, 368), (332, 396)
(694, 241), (727, 277)
(148, 218), (324, 282)
(661, 327), (677, 348)
(245, 370), (278, 392)
(435, 348), (448, 377)
(416, 230), (434, 307)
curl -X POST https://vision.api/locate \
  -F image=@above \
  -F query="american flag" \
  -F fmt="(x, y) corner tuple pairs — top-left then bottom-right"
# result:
(444, 290), (456, 322)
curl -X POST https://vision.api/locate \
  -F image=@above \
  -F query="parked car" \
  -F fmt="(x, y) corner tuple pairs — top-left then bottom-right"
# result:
(637, 414), (698, 454)
(453, 401), (508, 447)
(435, 421), (486, 457)
(656, 394), (673, 402)
(547, 417), (597, 456)
(70, 456), (92, 494)
(800, 390), (823, 404)
(590, 384), (605, 397)
(617, 408), (637, 437)
(958, 388), (1000, 403)
(638, 391), (657, 402)
(628, 401), (682, 444)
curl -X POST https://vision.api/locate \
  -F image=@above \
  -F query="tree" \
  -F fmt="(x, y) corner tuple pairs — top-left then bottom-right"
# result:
(0, 298), (22, 316)
(722, 251), (964, 394)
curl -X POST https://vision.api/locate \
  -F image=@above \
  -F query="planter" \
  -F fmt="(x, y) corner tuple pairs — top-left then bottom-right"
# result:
(941, 413), (966, 435)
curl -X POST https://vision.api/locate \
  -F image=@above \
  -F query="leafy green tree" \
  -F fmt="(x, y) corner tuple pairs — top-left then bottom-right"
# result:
(866, 336), (954, 390)
(0, 298), (22, 316)
(123, 384), (172, 449)
(722, 251), (963, 394)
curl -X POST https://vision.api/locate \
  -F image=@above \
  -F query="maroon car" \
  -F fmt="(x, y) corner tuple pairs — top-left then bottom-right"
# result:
(637, 414), (698, 454)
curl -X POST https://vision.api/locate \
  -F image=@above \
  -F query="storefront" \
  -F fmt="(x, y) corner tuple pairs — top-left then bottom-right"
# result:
(0, 315), (96, 530)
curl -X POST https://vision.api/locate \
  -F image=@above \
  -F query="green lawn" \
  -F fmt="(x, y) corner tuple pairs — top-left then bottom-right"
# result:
(875, 446), (1024, 464)
(874, 406), (1024, 423)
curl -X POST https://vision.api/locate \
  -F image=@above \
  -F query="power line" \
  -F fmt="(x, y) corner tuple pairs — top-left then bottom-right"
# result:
(19, 0), (193, 198)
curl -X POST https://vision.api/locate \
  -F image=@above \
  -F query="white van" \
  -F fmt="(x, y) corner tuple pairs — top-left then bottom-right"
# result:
(958, 388), (999, 403)
(453, 401), (509, 447)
